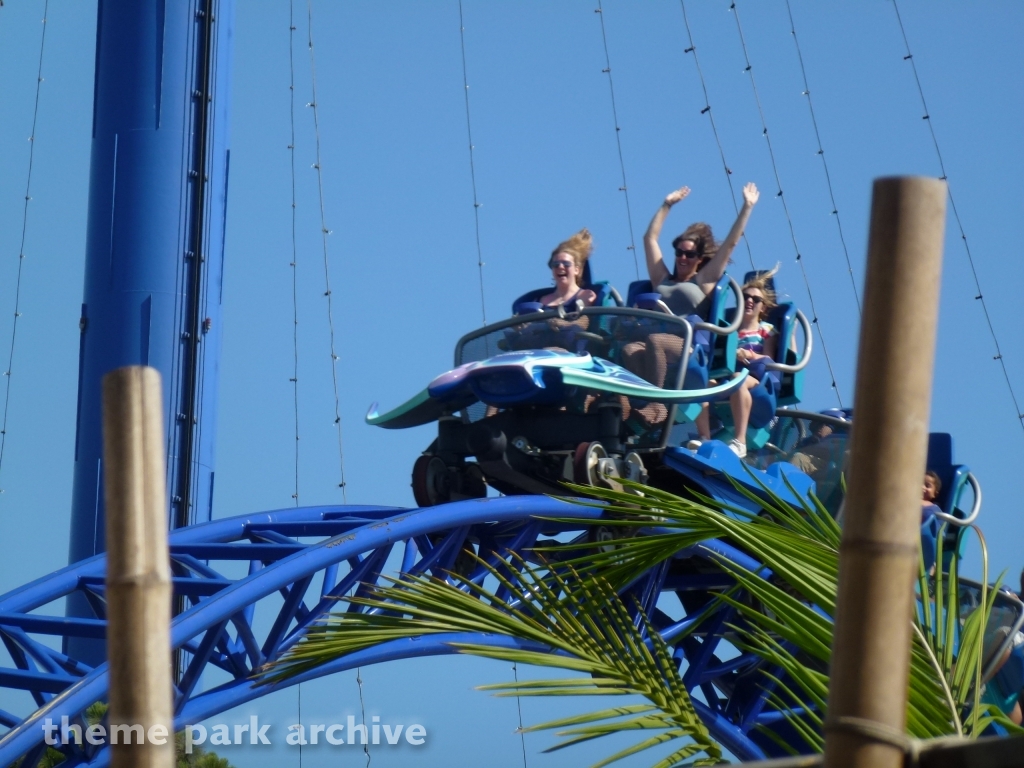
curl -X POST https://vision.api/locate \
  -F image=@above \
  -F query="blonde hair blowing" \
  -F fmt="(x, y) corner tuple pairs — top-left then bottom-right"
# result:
(743, 263), (781, 316)
(550, 228), (593, 272)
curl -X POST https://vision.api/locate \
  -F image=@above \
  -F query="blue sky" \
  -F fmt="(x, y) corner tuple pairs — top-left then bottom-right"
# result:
(0, 1), (1022, 765)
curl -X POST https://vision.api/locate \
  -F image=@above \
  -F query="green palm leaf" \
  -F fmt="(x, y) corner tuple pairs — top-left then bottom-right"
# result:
(265, 554), (721, 767)
(262, 476), (1021, 765)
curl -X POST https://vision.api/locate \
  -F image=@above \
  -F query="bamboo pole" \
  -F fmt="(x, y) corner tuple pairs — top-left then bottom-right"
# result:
(823, 177), (947, 768)
(103, 366), (173, 768)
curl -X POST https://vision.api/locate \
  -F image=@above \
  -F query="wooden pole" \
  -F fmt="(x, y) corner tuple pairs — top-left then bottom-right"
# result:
(103, 366), (173, 768)
(824, 177), (947, 768)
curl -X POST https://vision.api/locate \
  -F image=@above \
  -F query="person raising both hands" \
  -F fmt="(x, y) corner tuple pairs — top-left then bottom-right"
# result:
(643, 181), (760, 319)
(621, 182), (760, 432)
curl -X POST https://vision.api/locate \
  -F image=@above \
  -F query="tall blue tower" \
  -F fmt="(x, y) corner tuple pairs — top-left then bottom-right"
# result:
(66, 0), (234, 661)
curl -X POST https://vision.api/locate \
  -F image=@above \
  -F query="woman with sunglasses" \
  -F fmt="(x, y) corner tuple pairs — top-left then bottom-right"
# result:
(726, 272), (779, 457)
(621, 183), (759, 429)
(644, 182), (759, 317)
(539, 228), (597, 308)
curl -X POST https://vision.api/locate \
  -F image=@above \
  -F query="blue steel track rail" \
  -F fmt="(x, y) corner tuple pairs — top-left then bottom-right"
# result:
(0, 497), (782, 765)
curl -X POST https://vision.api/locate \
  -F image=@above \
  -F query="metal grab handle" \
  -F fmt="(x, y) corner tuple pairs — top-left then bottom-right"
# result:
(555, 299), (586, 319)
(676, 318), (694, 391)
(934, 472), (981, 526)
(762, 309), (814, 374)
(692, 277), (744, 336)
(655, 299), (674, 316)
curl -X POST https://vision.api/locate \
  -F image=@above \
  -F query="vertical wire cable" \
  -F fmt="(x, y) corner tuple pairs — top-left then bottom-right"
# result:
(356, 667), (370, 767)
(0, 0), (49, 495)
(288, 0), (300, 506)
(297, 681), (303, 767)
(891, 0), (1024, 434)
(457, 0), (487, 326)
(593, 0), (639, 279)
(678, 0), (755, 271)
(728, 0), (844, 407)
(305, 0), (349, 501)
(458, 6), (524, 758)
(305, 5), (368, 765)
(783, 0), (861, 315)
(288, 7), (303, 763)
(512, 662), (529, 768)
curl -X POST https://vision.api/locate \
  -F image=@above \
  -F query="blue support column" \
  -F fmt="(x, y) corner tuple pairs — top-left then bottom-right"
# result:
(66, 0), (234, 662)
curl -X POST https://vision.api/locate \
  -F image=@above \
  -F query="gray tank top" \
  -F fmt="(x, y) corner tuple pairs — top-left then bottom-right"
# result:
(656, 276), (712, 319)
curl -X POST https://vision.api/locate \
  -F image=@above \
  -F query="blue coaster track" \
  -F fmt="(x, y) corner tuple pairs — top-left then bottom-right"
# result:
(0, 495), (794, 765)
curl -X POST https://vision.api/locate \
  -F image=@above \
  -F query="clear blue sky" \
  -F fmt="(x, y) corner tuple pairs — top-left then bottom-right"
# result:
(0, 1), (1022, 765)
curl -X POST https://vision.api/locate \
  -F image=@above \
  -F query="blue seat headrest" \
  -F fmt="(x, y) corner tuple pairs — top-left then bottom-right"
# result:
(581, 261), (594, 287)
(634, 293), (663, 311)
(626, 280), (654, 308)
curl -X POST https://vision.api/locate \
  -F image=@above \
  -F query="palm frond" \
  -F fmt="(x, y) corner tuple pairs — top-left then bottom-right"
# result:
(265, 553), (721, 767)
(262, 477), (1014, 765)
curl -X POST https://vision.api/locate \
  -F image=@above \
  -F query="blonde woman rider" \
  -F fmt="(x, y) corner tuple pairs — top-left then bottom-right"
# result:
(724, 270), (779, 457)
(540, 228), (597, 308)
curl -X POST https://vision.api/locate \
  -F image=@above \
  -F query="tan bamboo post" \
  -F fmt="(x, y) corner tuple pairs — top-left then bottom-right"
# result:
(103, 366), (173, 768)
(823, 177), (947, 768)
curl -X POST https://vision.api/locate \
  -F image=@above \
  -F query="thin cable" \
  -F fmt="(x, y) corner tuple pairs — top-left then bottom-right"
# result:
(593, 0), (639, 279)
(891, 0), (1024, 433)
(288, 0), (300, 506)
(289, 9), (302, 762)
(457, 0), (487, 326)
(783, 0), (861, 315)
(306, 0), (349, 501)
(728, 1), (843, 407)
(679, 0), (754, 271)
(513, 662), (528, 768)
(306, 6), (367, 760)
(0, 0), (49, 494)
(356, 667), (370, 767)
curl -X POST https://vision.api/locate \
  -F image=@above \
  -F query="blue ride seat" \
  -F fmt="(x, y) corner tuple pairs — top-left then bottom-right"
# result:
(511, 261), (622, 315)
(709, 272), (812, 446)
(625, 274), (738, 391)
(924, 432), (975, 569)
(625, 274), (737, 380)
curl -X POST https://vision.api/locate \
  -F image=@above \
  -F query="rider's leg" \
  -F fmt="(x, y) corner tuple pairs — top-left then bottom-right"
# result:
(730, 376), (759, 446)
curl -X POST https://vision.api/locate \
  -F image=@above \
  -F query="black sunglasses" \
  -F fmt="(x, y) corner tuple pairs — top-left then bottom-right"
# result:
(742, 293), (764, 305)
(674, 248), (700, 259)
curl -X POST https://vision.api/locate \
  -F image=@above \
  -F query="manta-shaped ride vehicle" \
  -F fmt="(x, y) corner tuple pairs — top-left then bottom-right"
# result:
(367, 271), (812, 506)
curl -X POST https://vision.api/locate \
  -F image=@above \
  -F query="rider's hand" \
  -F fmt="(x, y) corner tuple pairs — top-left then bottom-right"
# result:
(664, 186), (691, 207)
(742, 182), (760, 207)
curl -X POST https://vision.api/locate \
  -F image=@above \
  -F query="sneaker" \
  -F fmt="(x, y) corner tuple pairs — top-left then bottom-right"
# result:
(728, 439), (747, 458)
(685, 439), (704, 451)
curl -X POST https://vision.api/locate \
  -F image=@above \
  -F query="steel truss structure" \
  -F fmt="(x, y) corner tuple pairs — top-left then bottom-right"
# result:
(0, 497), (784, 765)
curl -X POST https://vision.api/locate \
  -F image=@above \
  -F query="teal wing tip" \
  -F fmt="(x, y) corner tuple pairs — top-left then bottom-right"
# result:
(365, 401), (380, 424)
